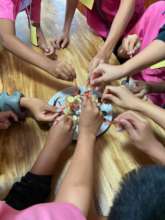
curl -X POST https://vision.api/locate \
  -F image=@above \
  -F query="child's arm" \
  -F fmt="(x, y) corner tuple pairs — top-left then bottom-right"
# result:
(5, 116), (73, 210)
(55, 0), (78, 49)
(146, 82), (165, 94)
(0, 20), (76, 81)
(102, 86), (165, 129)
(55, 97), (103, 216)
(90, 39), (165, 87)
(115, 111), (165, 165)
(0, 91), (57, 122)
(89, 0), (136, 73)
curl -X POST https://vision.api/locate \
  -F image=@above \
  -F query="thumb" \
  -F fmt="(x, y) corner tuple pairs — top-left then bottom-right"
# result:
(119, 119), (136, 138)
(44, 105), (56, 113)
(90, 69), (103, 85)
(91, 76), (104, 86)
(61, 38), (68, 48)
(43, 113), (59, 122)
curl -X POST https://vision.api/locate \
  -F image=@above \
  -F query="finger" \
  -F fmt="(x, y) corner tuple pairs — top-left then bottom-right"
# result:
(115, 111), (145, 130)
(46, 113), (60, 122)
(129, 38), (138, 54)
(40, 42), (51, 54)
(114, 111), (140, 122)
(52, 115), (64, 126)
(0, 121), (10, 129)
(119, 119), (137, 138)
(133, 41), (141, 54)
(56, 38), (63, 49)
(123, 37), (130, 53)
(89, 60), (99, 74)
(44, 105), (56, 113)
(6, 111), (18, 122)
(103, 86), (119, 97)
(61, 38), (68, 49)
(90, 71), (103, 84)
(45, 45), (55, 56)
(91, 76), (104, 87)
(66, 66), (76, 81)
(65, 116), (73, 130)
(67, 66), (76, 80)
(82, 95), (88, 108)
(135, 90), (146, 98)
(102, 94), (120, 104)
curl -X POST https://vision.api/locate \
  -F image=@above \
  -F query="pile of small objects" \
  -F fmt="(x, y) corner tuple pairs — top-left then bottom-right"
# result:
(55, 90), (100, 128)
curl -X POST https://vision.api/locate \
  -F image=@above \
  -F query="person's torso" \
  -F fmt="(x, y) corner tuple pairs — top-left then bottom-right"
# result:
(86, 0), (145, 38)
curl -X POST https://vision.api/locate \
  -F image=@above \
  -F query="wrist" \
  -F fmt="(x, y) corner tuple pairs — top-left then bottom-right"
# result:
(20, 97), (31, 109)
(63, 25), (70, 36)
(143, 139), (165, 165)
(141, 138), (160, 154)
(35, 54), (52, 72)
(122, 62), (131, 76)
(43, 59), (57, 76)
(79, 129), (96, 141)
(97, 46), (112, 61)
(146, 83), (154, 93)
(131, 97), (145, 111)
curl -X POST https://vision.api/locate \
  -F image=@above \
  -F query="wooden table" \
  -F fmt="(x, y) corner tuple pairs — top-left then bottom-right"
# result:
(0, 0), (164, 215)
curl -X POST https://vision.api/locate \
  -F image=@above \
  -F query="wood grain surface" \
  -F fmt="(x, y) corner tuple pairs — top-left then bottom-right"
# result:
(0, 0), (164, 215)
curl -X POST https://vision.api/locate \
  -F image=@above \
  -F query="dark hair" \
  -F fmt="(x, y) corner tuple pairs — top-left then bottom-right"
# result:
(108, 165), (165, 220)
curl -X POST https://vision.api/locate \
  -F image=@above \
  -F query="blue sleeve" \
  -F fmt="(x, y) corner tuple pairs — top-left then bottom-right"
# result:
(157, 24), (165, 42)
(0, 91), (26, 118)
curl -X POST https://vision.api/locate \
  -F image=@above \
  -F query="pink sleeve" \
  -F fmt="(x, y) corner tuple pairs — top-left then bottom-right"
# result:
(0, 0), (15, 20)
(31, 0), (41, 23)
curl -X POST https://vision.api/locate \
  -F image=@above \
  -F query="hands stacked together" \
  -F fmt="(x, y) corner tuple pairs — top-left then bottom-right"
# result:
(45, 95), (103, 146)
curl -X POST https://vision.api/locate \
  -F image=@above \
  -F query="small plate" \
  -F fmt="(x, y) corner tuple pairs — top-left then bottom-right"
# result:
(49, 87), (113, 140)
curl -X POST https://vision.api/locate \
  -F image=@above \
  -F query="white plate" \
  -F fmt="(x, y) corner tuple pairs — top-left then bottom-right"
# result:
(49, 87), (113, 140)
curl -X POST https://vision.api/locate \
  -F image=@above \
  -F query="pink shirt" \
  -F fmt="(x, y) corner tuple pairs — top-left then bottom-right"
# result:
(85, 0), (145, 38)
(0, 201), (86, 220)
(128, 1), (165, 106)
(0, 0), (41, 23)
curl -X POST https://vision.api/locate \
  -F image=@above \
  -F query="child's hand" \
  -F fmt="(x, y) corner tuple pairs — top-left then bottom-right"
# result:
(90, 64), (124, 89)
(46, 115), (73, 148)
(0, 111), (18, 129)
(79, 96), (103, 136)
(88, 55), (105, 75)
(36, 26), (55, 56)
(20, 97), (58, 122)
(102, 86), (141, 110)
(130, 80), (150, 98)
(54, 33), (70, 49)
(118, 34), (141, 59)
(48, 60), (76, 81)
(114, 111), (158, 154)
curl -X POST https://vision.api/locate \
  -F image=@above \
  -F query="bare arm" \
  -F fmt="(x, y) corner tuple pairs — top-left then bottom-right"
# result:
(0, 19), (77, 80)
(98, 0), (136, 60)
(146, 82), (165, 93)
(134, 100), (165, 130)
(115, 111), (165, 165)
(122, 40), (165, 77)
(146, 139), (165, 165)
(63, 0), (78, 35)
(0, 19), (51, 72)
(92, 39), (165, 83)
